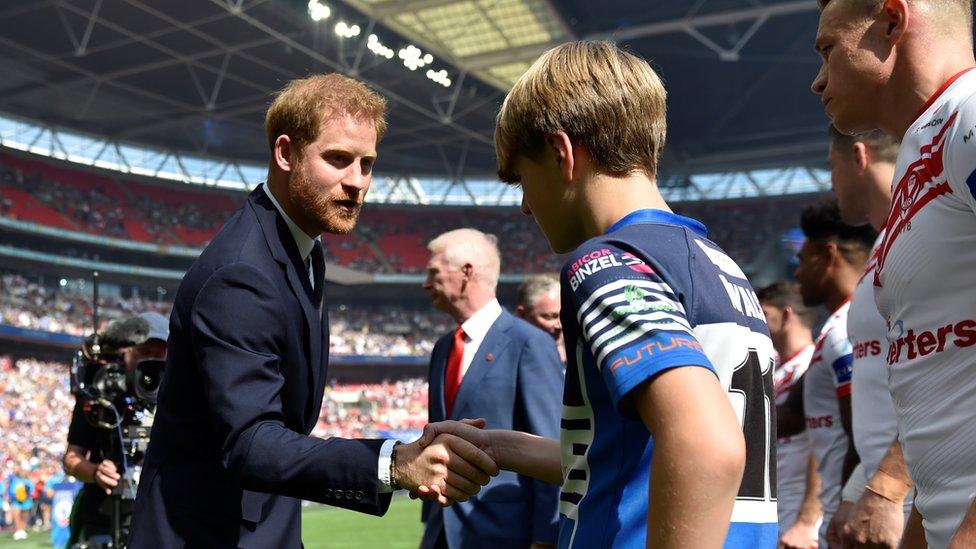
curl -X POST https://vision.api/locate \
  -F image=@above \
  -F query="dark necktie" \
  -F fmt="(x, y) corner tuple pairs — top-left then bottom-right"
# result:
(310, 240), (325, 309)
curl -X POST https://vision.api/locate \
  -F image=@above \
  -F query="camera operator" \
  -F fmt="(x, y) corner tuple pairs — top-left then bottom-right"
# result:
(62, 312), (168, 545)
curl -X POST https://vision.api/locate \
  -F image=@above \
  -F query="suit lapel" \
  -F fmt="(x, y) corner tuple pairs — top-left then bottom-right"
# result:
(314, 279), (329, 432)
(451, 312), (513, 420)
(250, 185), (323, 427)
(428, 335), (451, 422)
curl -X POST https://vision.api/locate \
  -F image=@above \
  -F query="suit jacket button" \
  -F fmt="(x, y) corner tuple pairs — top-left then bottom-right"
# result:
(355, 490), (364, 500)
(345, 490), (355, 499)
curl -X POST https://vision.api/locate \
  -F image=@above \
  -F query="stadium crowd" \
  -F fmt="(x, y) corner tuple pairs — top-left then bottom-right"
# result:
(0, 354), (429, 536)
(0, 357), (70, 536)
(0, 271), (457, 356)
(0, 151), (822, 275)
(0, 272), (170, 336)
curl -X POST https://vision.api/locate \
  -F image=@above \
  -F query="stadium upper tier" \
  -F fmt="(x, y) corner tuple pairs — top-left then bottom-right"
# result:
(0, 148), (826, 275)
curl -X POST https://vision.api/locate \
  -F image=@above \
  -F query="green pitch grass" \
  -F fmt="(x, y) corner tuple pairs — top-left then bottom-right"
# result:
(0, 497), (423, 549)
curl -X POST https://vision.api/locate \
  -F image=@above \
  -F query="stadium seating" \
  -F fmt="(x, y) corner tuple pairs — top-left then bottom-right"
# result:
(0, 152), (825, 274)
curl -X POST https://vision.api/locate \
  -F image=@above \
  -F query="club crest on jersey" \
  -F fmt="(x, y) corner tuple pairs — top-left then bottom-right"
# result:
(874, 111), (957, 286)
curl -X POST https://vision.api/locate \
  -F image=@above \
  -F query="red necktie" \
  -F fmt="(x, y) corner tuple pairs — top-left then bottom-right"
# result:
(444, 326), (465, 418)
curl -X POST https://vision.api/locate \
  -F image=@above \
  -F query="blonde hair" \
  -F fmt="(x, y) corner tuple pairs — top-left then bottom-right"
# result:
(495, 40), (667, 183)
(427, 228), (501, 290)
(265, 73), (387, 153)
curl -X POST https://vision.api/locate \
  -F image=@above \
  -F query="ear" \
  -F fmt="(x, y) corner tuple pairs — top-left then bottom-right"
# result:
(461, 263), (474, 280)
(273, 135), (295, 173)
(823, 241), (842, 269)
(881, 0), (909, 44)
(779, 306), (792, 327)
(547, 131), (575, 183)
(852, 142), (870, 172)
(514, 305), (526, 318)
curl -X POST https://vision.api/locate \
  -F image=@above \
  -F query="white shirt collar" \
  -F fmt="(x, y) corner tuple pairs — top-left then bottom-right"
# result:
(262, 183), (318, 261)
(460, 298), (502, 342)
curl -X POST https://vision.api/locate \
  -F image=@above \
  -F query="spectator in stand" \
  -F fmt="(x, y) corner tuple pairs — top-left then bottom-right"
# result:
(7, 462), (34, 540)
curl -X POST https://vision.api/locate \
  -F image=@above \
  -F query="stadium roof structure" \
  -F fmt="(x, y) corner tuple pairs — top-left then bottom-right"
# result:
(0, 0), (840, 204)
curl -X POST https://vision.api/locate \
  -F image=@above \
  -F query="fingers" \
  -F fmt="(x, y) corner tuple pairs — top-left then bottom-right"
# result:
(441, 434), (499, 476)
(443, 469), (482, 499)
(440, 451), (491, 486)
(419, 419), (487, 448)
(413, 484), (454, 507)
(438, 478), (477, 503)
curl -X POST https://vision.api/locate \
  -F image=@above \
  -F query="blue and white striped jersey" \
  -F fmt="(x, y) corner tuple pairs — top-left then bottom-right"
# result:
(557, 209), (777, 548)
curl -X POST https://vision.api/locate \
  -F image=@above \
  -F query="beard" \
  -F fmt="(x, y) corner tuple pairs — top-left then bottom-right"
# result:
(288, 159), (363, 235)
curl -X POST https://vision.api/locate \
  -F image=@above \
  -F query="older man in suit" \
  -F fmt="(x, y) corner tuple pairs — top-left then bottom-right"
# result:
(421, 229), (564, 549)
(129, 74), (497, 549)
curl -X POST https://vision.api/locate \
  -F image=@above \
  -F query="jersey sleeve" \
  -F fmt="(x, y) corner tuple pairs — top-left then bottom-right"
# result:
(564, 242), (715, 410)
(945, 93), (976, 214)
(821, 327), (854, 398)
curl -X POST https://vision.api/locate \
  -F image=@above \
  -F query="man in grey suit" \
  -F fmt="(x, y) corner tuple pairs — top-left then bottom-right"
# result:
(421, 228), (564, 549)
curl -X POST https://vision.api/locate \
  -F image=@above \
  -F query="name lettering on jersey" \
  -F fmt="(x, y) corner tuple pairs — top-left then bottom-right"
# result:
(886, 319), (976, 364)
(805, 415), (834, 429)
(719, 274), (766, 321)
(875, 112), (957, 286)
(568, 250), (622, 291)
(694, 240), (748, 280)
(608, 336), (704, 374)
(853, 340), (882, 359)
(568, 250), (657, 291)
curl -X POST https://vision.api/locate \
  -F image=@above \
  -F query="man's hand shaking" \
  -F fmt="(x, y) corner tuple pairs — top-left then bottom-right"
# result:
(394, 418), (498, 506)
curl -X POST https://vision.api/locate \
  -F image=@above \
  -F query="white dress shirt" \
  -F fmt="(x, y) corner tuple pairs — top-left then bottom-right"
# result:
(458, 298), (503, 378)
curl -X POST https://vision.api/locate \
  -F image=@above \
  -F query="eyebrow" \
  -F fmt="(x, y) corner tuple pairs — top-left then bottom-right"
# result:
(322, 147), (377, 159)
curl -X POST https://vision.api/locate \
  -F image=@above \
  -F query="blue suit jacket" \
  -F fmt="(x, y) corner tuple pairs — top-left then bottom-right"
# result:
(421, 309), (564, 548)
(130, 186), (390, 548)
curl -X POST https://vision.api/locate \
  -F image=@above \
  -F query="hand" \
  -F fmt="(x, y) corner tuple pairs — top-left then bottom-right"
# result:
(827, 500), (854, 548)
(418, 418), (490, 450)
(94, 459), (120, 495)
(395, 430), (498, 507)
(410, 419), (494, 505)
(529, 543), (555, 549)
(842, 489), (904, 548)
(779, 515), (820, 549)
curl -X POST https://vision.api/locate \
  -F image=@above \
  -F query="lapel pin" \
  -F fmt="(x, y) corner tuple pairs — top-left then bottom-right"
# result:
(485, 353), (494, 362)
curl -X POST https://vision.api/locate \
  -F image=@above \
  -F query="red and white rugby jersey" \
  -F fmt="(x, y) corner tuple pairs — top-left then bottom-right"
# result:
(874, 67), (976, 548)
(774, 344), (815, 529)
(802, 301), (853, 521)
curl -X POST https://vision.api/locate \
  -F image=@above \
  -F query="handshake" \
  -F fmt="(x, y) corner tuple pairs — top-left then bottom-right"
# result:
(391, 419), (499, 507)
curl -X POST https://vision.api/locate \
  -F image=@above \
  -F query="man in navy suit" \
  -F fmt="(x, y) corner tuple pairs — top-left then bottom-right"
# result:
(420, 228), (564, 549)
(129, 74), (497, 548)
